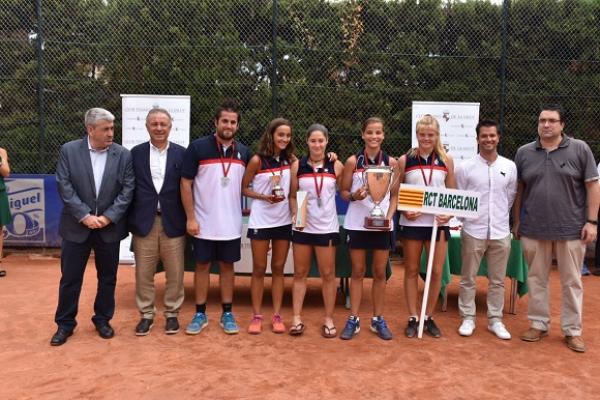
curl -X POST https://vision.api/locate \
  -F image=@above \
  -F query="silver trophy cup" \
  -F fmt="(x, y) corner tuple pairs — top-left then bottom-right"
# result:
(362, 165), (393, 230)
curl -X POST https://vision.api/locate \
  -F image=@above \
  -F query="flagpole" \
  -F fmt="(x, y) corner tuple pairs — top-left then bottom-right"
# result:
(418, 217), (438, 339)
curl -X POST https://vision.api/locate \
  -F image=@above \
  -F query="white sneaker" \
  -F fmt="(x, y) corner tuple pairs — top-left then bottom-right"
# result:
(458, 319), (475, 336)
(488, 321), (511, 340)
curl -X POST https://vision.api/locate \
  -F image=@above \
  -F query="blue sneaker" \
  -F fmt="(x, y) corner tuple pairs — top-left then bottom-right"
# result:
(340, 316), (360, 340)
(220, 312), (239, 335)
(582, 263), (591, 276)
(186, 312), (208, 335)
(370, 316), (393, 340)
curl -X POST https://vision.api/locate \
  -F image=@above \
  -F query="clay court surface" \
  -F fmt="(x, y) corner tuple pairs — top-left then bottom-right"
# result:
(1, 253), (599, 399)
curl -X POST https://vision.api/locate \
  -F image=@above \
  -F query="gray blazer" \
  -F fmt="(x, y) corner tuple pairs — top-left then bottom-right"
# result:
(56, 136), (135, 243)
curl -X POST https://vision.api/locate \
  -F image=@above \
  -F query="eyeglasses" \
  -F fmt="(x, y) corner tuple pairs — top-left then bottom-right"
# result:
(538, 118), (561, 124)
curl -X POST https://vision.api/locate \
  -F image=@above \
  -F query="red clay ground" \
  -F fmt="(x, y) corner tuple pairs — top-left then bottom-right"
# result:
(1, 253), (599, 399)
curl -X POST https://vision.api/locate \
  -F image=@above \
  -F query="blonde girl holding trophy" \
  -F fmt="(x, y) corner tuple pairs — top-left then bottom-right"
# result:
(339, 117), (398, 341)
(242, 118), (295, 334)
(397, 114), (455, 338)
(288, 124), (343, 338)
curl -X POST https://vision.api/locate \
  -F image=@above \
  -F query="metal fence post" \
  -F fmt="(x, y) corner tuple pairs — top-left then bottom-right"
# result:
(271, 0), (278, 117)
(499, 0), (509, 151)
(35, 0), (46, 172)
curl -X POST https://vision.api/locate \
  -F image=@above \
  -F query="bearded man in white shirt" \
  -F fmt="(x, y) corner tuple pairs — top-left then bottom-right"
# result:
(455, 119), (517, 340)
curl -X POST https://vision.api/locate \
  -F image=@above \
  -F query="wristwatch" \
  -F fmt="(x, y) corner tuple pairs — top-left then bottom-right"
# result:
(586, 219), (598, 225)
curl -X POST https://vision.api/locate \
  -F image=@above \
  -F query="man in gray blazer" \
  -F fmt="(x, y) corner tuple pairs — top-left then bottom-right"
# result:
(51, 108), (135, 346)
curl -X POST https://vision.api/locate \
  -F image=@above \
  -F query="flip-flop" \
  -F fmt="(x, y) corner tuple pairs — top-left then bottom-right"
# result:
(321, 325), (337, 339)
(289, 322), (305, 336)
(0, 270), (5, 277)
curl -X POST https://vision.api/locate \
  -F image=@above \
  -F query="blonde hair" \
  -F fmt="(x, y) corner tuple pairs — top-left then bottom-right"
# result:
(408, 114), (447, 163)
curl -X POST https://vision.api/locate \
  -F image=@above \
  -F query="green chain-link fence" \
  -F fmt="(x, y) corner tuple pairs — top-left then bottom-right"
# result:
(2, 0), (600, 174)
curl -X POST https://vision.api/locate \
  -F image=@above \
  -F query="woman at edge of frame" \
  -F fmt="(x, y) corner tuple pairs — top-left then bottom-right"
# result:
(241, 118), (295, 334)
(338, 116), (399, 341)
(0, 147), (11, 278)
(288, 123), (344, 338)
(397, 114), (455, 339)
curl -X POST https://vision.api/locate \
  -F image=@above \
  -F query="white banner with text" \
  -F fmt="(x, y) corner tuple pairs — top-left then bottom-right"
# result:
(121, 94), (191, 150)
(411, 101), (480, 165)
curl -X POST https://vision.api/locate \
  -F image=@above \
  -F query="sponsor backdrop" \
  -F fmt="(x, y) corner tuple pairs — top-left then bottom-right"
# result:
(121, 94), (191, 150)
(411, 101), (480, 165)
(118, 94), (193, 263)
(4, 174), (61, 247)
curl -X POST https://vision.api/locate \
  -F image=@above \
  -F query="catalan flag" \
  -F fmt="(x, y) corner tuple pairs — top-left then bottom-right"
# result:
(398, 186), (425, 209)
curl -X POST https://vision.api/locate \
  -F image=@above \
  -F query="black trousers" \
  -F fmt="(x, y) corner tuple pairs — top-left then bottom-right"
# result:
(54, 231), (120, 331)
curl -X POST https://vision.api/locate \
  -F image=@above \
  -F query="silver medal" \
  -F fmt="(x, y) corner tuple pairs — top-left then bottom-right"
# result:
(317, 198), (322, 208)
(221, 176), (230, 187)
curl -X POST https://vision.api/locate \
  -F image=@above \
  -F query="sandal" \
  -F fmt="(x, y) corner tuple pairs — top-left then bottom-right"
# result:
(321, 325), (337, 339)
(289, 322), (305, 336)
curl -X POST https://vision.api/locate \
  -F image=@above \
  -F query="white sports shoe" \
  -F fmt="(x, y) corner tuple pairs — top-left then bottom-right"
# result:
(488, 321), (511, 340)
(458, 319), (475, 336)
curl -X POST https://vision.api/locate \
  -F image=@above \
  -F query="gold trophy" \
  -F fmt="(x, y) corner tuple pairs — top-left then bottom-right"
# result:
(271, 175), (285, 202)
(363, 165), (393, 230)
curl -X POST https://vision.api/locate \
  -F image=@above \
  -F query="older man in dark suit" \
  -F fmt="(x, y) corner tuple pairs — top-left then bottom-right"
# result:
(51, 107), (135, 346)
(128, 108), (187, 336)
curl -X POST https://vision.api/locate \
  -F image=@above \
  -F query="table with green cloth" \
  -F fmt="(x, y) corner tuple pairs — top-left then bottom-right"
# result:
(420, 230), (528, 314)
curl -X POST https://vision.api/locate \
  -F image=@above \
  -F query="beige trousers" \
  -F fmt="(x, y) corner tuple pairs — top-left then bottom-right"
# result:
(459, 231), (511, 323)
(521, 237), (584, 336)
(133, 216), (186, 319)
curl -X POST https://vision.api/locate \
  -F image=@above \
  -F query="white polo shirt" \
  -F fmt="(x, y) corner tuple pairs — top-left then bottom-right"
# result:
(181, 135), (251, 240)
(455, 154), (517, 240)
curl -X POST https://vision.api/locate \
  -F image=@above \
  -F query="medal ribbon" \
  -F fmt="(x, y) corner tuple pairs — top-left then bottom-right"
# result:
(261, 156), (282, 177)
(309, 159), (325, 204)
(417, 151), (435, 186)
(363, 149), (383, 167)
(215, 137), (235, 179)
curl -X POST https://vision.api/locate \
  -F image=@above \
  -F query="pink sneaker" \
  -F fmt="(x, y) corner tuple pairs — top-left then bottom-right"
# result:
(247, 315), (263, 334)
(272, 314), (286, 334)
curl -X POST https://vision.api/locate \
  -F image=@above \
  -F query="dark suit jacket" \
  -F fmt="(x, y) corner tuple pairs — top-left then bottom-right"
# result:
(128, 141), (186, 238)
(56, 136), (135, 243)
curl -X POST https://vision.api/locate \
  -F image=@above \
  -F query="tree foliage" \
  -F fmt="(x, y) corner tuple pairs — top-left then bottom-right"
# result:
(1, 0), (599, 173)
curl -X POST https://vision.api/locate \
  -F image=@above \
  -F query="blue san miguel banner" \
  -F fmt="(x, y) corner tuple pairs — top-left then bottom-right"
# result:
(2, 174), (349, 248)
(4, 174), (62, 247)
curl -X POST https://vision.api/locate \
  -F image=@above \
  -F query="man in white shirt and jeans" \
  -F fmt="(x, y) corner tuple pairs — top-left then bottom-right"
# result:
(455, 119), (517, 339)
